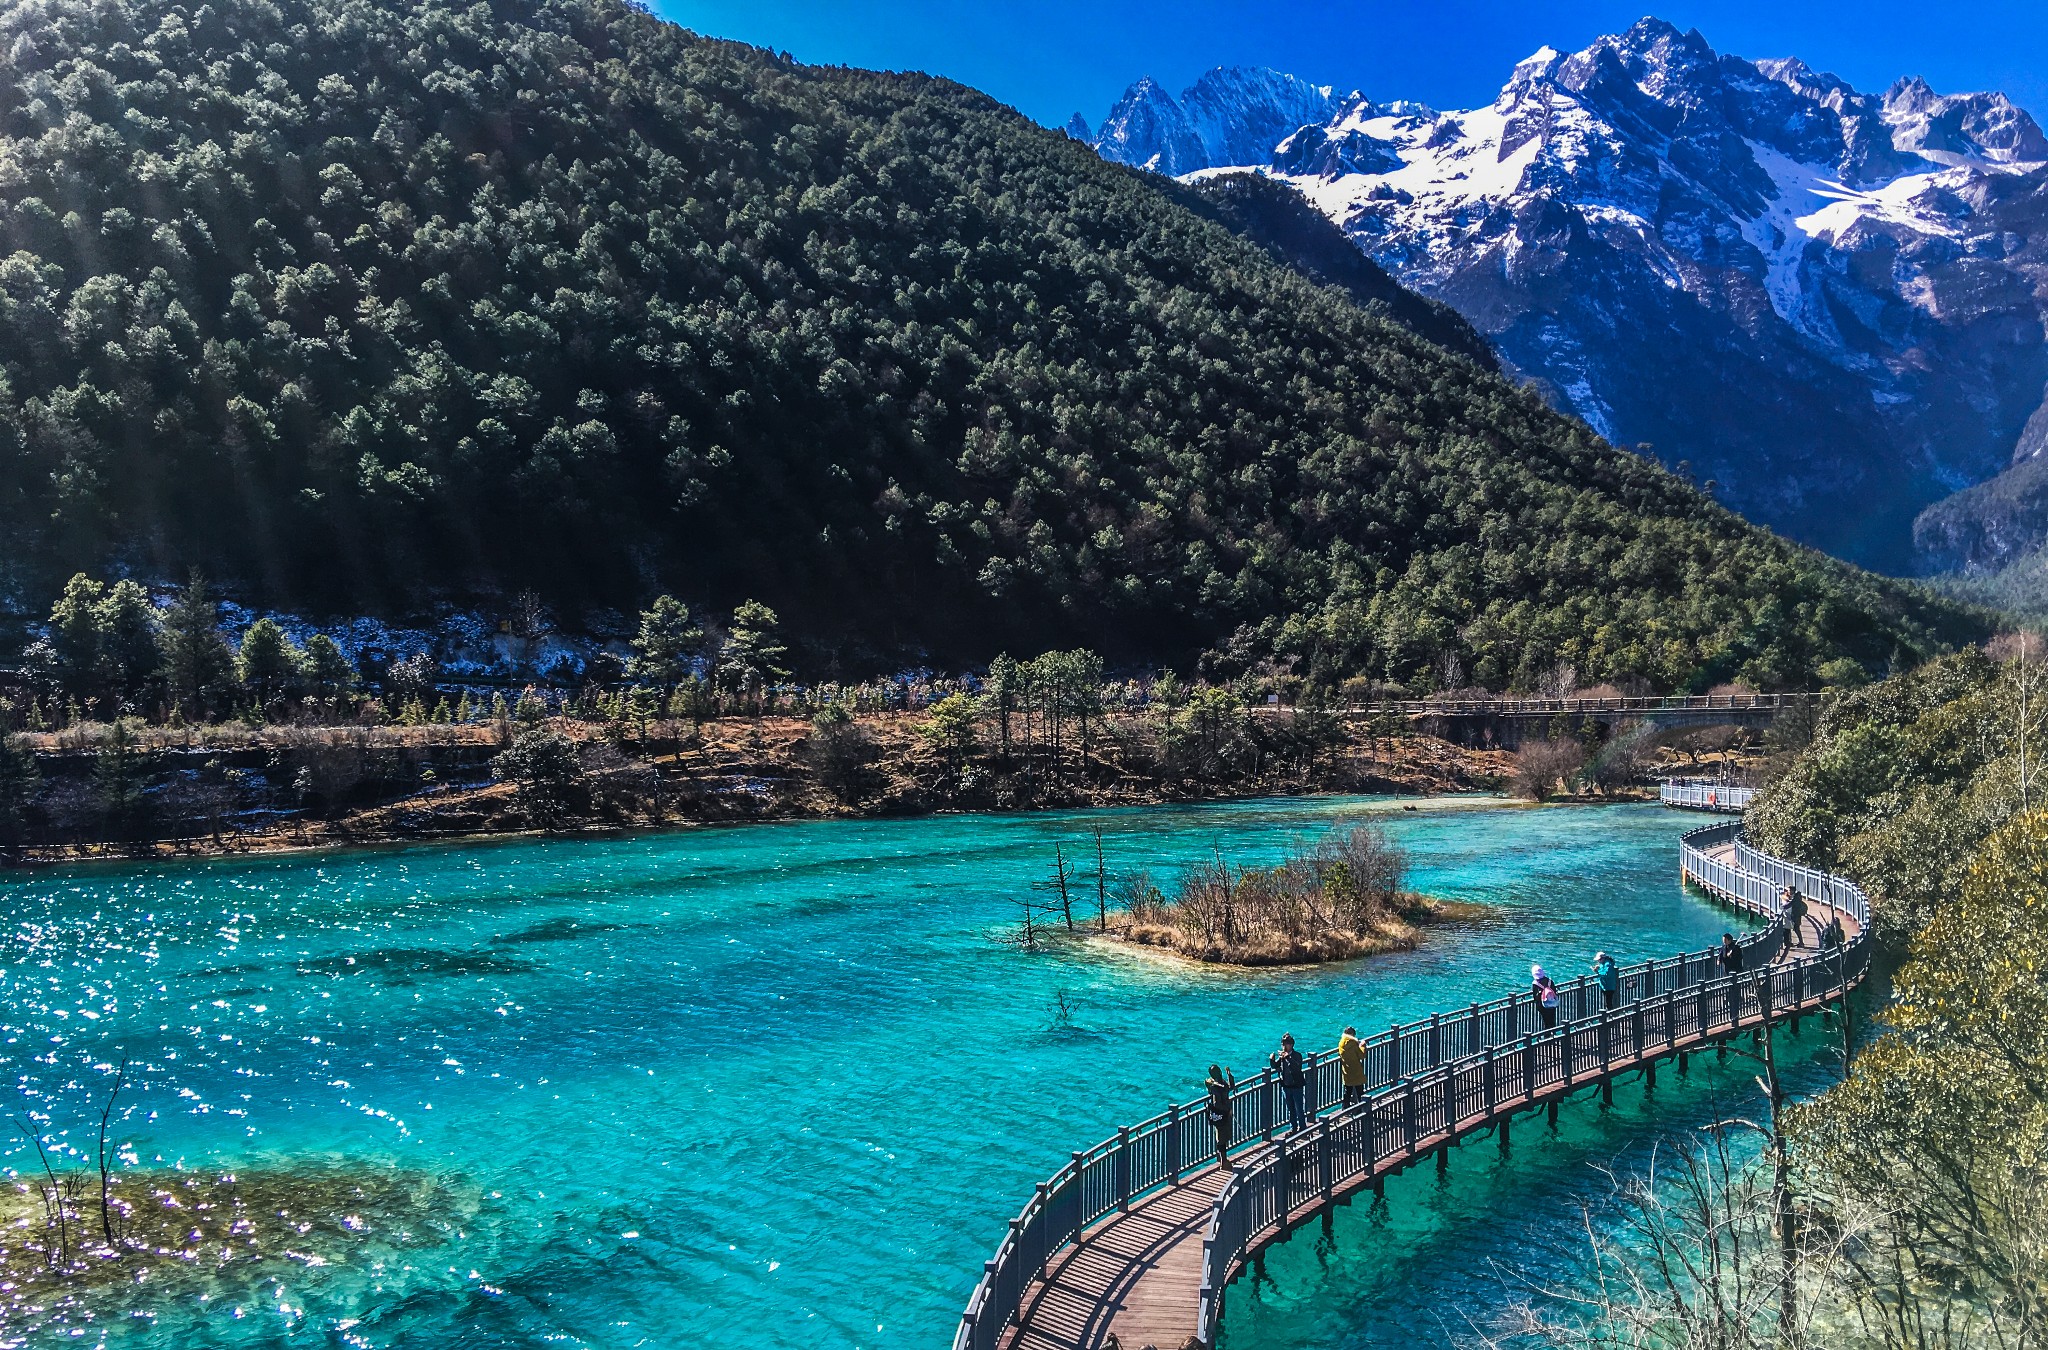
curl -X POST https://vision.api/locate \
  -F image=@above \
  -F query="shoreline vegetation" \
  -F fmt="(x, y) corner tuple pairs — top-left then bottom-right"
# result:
(1490, 636), (2048, 1349)
(0, 697), (1739, 869)
(1112, 891), (1493, 967)
(0, 579), (1775, 871)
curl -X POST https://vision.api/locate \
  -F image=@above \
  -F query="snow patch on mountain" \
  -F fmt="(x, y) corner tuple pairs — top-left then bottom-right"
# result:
(1078, 20), (2048, 571)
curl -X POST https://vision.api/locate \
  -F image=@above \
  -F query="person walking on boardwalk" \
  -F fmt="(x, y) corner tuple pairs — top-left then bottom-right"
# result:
(1531, 965), (1561, 1028)
(1205, 1064), (1236, 1168)
(1338, 1026), (1367, 1105)
(1270, 1034), (1307, 1134)
(1780, 886), (1809, 949)
(1718, 932), (1746, 1029)
(1592, 951), (1620, 1010)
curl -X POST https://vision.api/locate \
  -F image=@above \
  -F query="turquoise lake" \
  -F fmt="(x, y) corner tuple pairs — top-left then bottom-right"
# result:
(0, 797), (1845, 1348)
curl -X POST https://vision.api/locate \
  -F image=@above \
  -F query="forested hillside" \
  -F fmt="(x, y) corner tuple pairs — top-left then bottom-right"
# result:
(0, 0), (1991, 684)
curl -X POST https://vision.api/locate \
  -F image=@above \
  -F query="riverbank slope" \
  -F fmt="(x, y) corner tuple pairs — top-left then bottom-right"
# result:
(4, 711), (1515, 865)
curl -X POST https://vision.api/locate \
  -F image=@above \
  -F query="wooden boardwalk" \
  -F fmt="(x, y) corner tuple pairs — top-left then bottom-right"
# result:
(989, 823), (1864, 1350)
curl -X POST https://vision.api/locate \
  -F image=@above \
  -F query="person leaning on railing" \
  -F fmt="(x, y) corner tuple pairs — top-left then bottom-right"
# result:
(1269, 1034), (1307, 1134)
(1204, 1064), (1236, 1169)
(1338, 1026), (1366, 1105)
(1592, 951), (1620, 1009)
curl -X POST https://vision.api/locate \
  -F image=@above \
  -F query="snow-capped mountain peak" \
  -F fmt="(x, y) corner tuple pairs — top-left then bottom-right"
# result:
(1087, 66), (1343, 175)
(1078, 23), (2048, 572)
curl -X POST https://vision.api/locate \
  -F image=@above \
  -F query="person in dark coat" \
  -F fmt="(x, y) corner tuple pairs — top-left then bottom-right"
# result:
(1205, 1064), (1236, 1168)
(1780, 886), (1809, 950)
(1270, 1034), (1307, 1134)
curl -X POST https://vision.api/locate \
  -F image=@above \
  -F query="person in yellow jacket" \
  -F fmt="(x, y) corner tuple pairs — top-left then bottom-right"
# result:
(1338, 1025), (1367, 1105)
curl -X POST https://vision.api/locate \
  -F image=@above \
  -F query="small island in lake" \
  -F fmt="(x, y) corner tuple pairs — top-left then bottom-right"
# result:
(1085, 821), (1491, 967)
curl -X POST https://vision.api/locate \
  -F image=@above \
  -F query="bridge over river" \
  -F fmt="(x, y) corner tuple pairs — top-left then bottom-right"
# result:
(1315, 692), (1811, 748)
(955, 785), (1870, 1350)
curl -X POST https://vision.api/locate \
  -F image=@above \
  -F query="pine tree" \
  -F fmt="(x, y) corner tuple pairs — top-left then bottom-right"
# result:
(718, 600), (789, 712)
(627, 596), (701, 690)
(237, 619), (304, 710)
(490, 692), (509, 721)
(48, 574), (107, 707)
(457, 693), (476, 723)
(99, 580), (161, 709)
(625, 684), (660, 744)
(159, 576), (235, 724)
(302, 634), (358, 707)
(432, 697), (454, 724)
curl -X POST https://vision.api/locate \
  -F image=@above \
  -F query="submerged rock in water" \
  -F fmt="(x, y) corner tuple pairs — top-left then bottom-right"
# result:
(1, 1162), (479, 1337)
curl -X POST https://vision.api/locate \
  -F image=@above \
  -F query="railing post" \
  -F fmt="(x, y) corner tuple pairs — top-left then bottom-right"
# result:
(1168, 1103), (1182, 1182)
(1275, 1134), (1292, 1227)
(1469, 1003), (1482, 1056)
(1320, 1116), (1334, 1202)
(1116, 1126), (1131, 1213)
(1389, 1023), (1403, 1078)
(1261, 1067), (1274, 1142)
(1306, 1049), (1320, 1113)
(1429, 1013), (1441, 1066)
(1032, 1182), (1049, 1276)
(1403, 1081), (1417, 1155)
(1483, 1043), (1496, 1113)
(1522, 1033), (1536, 1097)
(1599, 1006), (1612, 1068)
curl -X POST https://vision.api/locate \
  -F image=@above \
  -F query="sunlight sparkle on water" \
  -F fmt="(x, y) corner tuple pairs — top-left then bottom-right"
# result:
(0, 798), (1834, 1348)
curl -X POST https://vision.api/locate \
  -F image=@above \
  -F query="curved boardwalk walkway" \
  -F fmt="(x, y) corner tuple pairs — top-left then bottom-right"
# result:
(957, 792), (1871, 1350)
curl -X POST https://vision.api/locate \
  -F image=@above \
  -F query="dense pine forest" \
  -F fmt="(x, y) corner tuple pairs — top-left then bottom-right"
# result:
(0, 0), (1992, 686)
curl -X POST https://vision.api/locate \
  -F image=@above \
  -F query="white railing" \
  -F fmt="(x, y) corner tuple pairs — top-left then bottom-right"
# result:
(1660, 780), (1754, 812)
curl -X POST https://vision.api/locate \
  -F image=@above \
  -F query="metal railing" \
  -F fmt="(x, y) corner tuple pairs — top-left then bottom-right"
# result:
(1660, 780), (1755, 812)
(1190, 820), (1869, 1342)
(952, 821), (1829, 1350)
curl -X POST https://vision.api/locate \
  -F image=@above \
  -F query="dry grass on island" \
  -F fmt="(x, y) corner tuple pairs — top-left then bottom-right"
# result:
(1101, 822), (1490, 967)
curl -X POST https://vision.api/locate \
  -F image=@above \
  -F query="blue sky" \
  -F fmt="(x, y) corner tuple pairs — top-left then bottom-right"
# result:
(651, 1), (2047, 127)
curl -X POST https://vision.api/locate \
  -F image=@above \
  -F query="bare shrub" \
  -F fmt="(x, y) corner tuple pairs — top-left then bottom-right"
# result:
(1513, 738), (1587, 800)
(1477, 1131), (1856, 1350)
(1319, 822), (1406, 928)
(1584, 720), (1655, 794)
(281, 725), (373, 813)
(1115, 821), (1417, 963)
(805, 705), (878, 802)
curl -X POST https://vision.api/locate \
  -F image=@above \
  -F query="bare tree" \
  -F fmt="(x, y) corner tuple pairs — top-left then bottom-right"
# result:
(1474, 1120), (1855, 1350)
(1090, 824), (1109, 933)
(1513, 738), (1588, 801)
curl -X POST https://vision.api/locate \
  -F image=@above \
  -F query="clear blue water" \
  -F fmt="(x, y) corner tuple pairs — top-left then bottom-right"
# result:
(0, 797), (1820, 1349)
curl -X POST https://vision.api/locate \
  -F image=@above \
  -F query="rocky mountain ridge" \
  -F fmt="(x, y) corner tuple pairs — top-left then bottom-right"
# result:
(1074, 20), (2048, 574)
